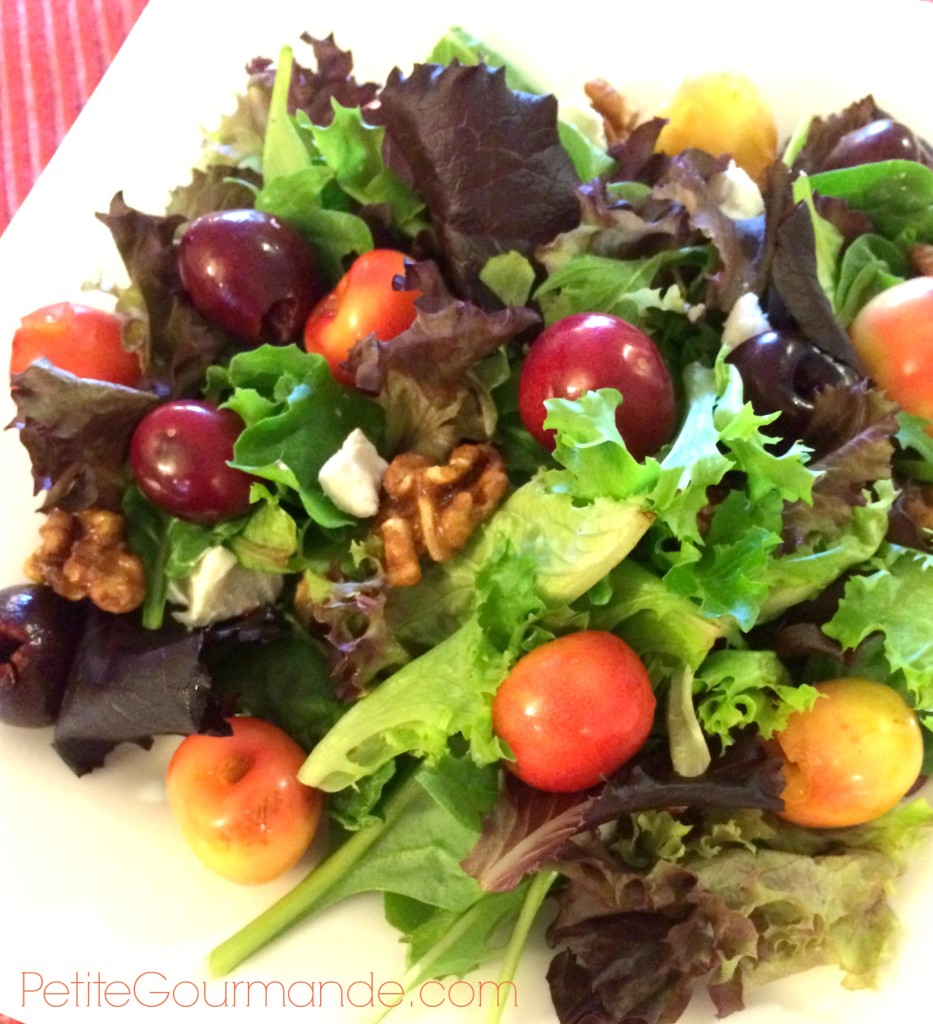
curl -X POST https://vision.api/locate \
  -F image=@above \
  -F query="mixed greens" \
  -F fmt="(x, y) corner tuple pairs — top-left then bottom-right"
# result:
(8, 25), (933, 1024)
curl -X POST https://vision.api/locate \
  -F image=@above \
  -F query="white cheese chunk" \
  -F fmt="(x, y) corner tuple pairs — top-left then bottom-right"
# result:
(721, 292), (771, 351)
(686, 302), (707, 324)
(710, 160), (765, 220)
(168, 546), (283, 628)
(318, 428), (389, 519)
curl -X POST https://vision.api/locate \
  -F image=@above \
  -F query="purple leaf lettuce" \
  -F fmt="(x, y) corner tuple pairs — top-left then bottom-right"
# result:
(379, 62), (580, 301)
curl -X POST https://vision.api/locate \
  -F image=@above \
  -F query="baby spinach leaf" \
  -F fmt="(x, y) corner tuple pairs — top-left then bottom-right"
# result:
(835, 233), (908, 325)
(809, 159), (933, 242)
(205, 629), (342, 754)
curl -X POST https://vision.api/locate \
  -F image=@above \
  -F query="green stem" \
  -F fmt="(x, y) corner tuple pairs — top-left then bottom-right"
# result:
(484, 871), (558, 1024)
(363, 901), (492, 1024)
(208, 770), (423, 977)
(363, 871), (558, 1024)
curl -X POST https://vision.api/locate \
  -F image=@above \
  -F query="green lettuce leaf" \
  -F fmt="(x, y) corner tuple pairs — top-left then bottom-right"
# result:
(254, 49), (374, 278)
(543, 389), (660, 501)
(649, 362), (732, 544)
(583, 557), (735, 776)
(386, 477), (653, 649)
(654, 360), (817, 631)
(298, 617), (508, 792)
(228, 494), (302, 573)
(261, 45), (315, 181)
(584, 560), (733, 681)
(206, 344), (384, 529)
(694, 649), (821, 744)
(663, 490), (785, 631)
(307, 102), (425, 234)
(823, 545), (933, 715)
(256, 176), (373, 281)
(760, 478), (895, 624)
(254, 47), (424, 279)
(791, 173), (844, 309)
(479, 251), (536, 308)
(427, 26), (541, 93)
(533, 251), (699, 330)
(895, 410), (933, 484)
(299, 548), (543, 793)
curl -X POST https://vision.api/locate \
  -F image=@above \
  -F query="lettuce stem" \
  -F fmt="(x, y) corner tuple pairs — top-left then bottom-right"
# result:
(207, 770), (423, 977)
(484, 870), (557, 1024)
(362, 871), (556, 1024)
(363, 900), (495, 1024)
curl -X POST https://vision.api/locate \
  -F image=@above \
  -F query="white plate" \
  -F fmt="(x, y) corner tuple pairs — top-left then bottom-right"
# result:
(2, 1), (933, 1022)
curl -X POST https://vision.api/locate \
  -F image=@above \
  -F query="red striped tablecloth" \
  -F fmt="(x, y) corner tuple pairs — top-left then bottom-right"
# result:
(0, 0), (149, 234)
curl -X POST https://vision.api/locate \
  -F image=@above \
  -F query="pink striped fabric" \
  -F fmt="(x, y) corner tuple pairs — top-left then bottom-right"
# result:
(0, 0), (149, 233)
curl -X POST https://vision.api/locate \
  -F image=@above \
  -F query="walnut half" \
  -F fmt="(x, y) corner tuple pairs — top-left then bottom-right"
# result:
(584, 78), (640, 147)
(377, 443), (509, 587)
(25, 508), (145, 615)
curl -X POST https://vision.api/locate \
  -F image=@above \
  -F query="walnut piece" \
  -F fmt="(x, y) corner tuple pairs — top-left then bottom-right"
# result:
(909, 243), (933, 277)
(377, 443), (509, 587)
(25, 508), (145, 614)
(903, 484), (933, 532)
(584, 78), (640, 146)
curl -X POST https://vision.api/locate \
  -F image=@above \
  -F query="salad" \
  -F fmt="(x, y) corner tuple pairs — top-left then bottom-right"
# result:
(4, 10), (933, 1024)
